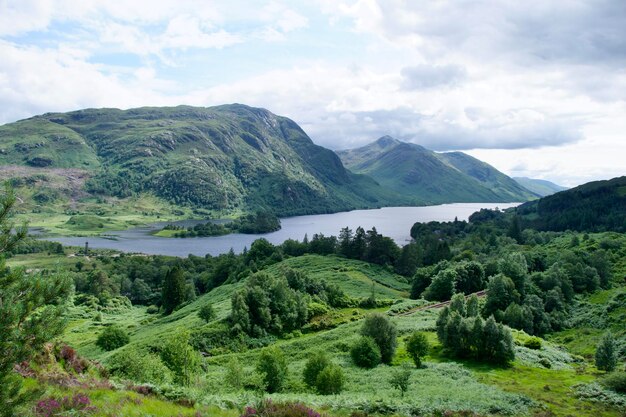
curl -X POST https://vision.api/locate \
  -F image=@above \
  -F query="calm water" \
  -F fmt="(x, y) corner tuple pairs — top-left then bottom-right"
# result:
(45, 203), (518, 257)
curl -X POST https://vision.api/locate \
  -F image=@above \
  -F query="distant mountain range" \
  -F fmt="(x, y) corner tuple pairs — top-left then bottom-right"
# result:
(513, 177), (567, 197)
(337, 136), (538, 204)
(0, 106), (554, 219)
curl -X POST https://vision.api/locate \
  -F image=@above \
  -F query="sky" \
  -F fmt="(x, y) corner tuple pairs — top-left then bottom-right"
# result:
(1, 0), (625, 187)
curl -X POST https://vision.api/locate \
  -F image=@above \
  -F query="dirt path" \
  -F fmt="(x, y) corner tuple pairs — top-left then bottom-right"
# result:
(394, 290), (487, 316)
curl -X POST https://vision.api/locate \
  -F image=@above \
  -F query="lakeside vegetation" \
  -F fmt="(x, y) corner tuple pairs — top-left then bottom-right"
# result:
(1, 178), (625, 417)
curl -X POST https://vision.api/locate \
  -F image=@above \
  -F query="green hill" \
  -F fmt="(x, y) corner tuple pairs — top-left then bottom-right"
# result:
(0, 105), (407, 230)
(337, 136), (538, 204)
(513, 177), (567, 197)
(516, 175), (626, 232)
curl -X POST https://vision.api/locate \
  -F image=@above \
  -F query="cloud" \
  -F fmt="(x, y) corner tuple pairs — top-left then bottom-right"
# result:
(400, 64), (466, 90)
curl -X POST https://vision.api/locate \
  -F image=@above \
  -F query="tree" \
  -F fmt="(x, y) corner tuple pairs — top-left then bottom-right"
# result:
(361, 313), (397, 364)
(0, 185), (72, 417)
(225, 358), (244, 390)
(389, 366), (412, 397)
(395, 243), (420, 277)
(303, 351), (331, 388)
(350, 337), (381, 368)
(508, 215), (523, 244)
(406, 332), (429, 367)
(162, 266), (186, 314)
(466, 294), (480, 317)
(423, 268), (457, 301)
(483, 274), (520, 317)
(96, 325), (130, 351)
(257, 346), (288, 393)
(198, 302), (216, 322)
(595, 332), (618, 372)
(160, 331), (201, 386)
(315, 364), (344, 395)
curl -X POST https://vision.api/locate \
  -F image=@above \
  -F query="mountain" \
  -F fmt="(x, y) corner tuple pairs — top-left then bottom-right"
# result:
(516, 176), (626, 232)
(513, 177), (567, 197)
(0, 105), (407, 219)
(337, 136), (538, 204)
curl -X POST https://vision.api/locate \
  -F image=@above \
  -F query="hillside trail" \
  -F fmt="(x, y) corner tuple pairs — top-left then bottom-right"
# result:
(393, 290), (487, 317)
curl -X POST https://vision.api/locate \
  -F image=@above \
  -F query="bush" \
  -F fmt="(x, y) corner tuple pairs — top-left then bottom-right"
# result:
(108, 349), (172, 385)
(360, 313), (397, 364)
(198, 303), (216, 322)
(524, 337), (542, 350)
(146, 305), (159, 314)
(389, 366), (412, 397)
(241, 400), (321, 417)
(257, 346), (288, 393)
(405, 332), (429, 367)
(350, 336), (381, 368)
(315, 364), (344, 395)
(95, 326), (129, 351)
(303, 351), (330, 388)
(602, 371), (626, 393)
(160, 331), (201, 386)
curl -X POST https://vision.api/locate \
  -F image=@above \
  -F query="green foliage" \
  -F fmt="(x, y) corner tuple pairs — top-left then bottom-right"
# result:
(405, 331), (430, 367)
(303, 351), (331, 388)
(95, 325), (130, 351)
(315, 363), (345, 395)
(602, 371), (626, 394)
(198, 302), (216, 322)
(524, 336), (543, 350)
(108, 348), (172, 384)
(437, 300), (515, 365)
(257, 346), (288, 393)
(389, 366), (412, 397)
(0, 185), (72, 417)
(360, 313), (398, 364)
(423, 268), (457, 301)
(595, 332), (618, 372)
(162, 266), (186, 314)
(483, 274), (520, 317)
(225, 358), (244, 390)
(230, 272), (308, 337)
(160, 331), (201, 386)
(350, 336), (381, 368)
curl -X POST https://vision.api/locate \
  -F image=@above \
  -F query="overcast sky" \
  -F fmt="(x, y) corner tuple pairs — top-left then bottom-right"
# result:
(1, 0), (625, 187)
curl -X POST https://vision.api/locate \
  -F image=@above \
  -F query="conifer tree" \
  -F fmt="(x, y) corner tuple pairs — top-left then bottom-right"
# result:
(595, 332), (618, 372)
(0, 186), (72, 417)
(162, 266), (186, 314)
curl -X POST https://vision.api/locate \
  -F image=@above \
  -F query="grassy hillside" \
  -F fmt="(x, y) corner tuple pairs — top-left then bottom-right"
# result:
(0, 105), (408, 234)
(337, 137), (537, 204)
(513, 177), (567, 197)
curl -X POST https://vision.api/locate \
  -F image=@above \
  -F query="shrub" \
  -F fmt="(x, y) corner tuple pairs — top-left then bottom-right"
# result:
(108, 348), (172, 385)
(524, 337), (542, 350)
(389, 366), (412, 397)
(315, 364), (344, 395)
(95, 326), (129, 351)
(303, 351), (331, 388)
(257, 346), (288, 393)
(602, 371), (626, 393)
(350, 336), (381, 368)
(405, 332), (429, 367)
(35, 394), (95, 417)
(160, 331), (201, 386)
(241, 400), (321, 417)
(198, 303), (216, 322)
(595, 331), (618, 372)
(360, 313), (397, 364)
(146, 305), (159, 314)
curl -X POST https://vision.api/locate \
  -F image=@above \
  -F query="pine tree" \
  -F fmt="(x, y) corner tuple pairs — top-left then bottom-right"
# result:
(162, 266), (186, 314)
(595, 332), (618, 372)
(0, 186), (72, 417)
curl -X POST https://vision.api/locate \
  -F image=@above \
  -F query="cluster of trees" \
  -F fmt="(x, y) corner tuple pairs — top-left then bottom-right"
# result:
(163, 211), (281, 238)
(230, 268), (348, 337)
(436, 294), (515, 364)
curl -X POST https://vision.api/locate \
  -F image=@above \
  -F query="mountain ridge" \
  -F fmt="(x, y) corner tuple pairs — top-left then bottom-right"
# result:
(337, 136), (538, 204)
